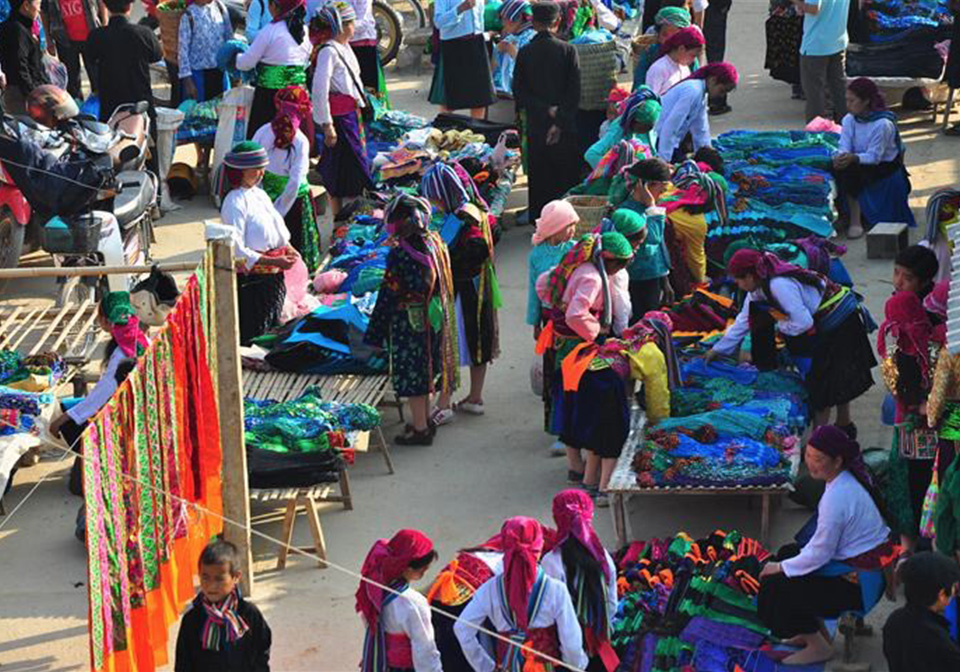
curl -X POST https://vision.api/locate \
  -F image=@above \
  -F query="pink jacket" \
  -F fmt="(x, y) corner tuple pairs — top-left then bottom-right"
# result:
(537, 264), (631, 342)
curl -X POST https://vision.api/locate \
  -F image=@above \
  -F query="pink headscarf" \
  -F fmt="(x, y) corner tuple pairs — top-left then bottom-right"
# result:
(532, 200), (579, 245)
(688, 61), (739, 87)
(659, 25), (705, 55)
(924, 280), (949, 320)
(356, 529), (434, 629)
(549, 489), (611, 581)
(878, 291), (941, 383)
(501, 517), (544, 630)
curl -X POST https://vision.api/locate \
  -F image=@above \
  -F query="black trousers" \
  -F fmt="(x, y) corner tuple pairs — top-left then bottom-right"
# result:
(56, 37), (98, 99)
(757, 543), (864, 638)
(629, 278), (662, 322)
(57, 406), (87, 496)
(704, 0), (732, 108)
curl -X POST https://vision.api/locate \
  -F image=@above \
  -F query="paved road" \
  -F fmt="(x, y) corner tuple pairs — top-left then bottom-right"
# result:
(2, 0), (959, 668)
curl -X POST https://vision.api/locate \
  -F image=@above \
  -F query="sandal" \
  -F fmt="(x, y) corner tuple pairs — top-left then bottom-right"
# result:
(430, 407), (455, 426)
(454, 400), (485, 415)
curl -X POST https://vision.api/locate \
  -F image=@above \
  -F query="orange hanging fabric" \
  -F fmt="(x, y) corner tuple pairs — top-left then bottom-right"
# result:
(561, 341), (599, 392)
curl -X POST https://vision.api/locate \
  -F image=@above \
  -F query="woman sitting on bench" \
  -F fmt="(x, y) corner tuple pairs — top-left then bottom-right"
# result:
(757, 425), (896, 665)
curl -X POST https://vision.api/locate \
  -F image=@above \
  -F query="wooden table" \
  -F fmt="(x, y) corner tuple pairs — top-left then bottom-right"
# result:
(604, 408), (801, 549)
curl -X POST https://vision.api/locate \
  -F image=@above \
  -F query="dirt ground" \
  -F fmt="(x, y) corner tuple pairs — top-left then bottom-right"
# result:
(2, 0), (960, 669)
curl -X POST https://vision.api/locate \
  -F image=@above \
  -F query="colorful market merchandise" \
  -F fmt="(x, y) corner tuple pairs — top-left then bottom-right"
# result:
(82, 258), (223, 672)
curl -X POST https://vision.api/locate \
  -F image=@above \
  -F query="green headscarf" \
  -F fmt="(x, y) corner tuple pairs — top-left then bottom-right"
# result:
(601, 231), (634, 260)
(612, 209), (646, 238)
(655, 6), (691, 28)
(102, 291), (135, 326)
(629, 99), (662, 129)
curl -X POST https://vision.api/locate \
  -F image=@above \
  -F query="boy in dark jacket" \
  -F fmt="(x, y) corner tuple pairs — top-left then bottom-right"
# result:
(883, 551), (960, 672)
(175, 540), (272, 672)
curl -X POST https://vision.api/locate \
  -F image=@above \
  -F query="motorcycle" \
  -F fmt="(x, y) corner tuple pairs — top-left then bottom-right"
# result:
(0, 102), (159, 302)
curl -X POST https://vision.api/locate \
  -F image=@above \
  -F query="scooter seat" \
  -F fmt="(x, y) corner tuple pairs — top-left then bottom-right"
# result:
(113, 171), (156, 228)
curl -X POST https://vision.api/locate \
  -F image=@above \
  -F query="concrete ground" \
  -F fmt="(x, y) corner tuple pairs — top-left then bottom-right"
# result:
(2, 0), (959, 669)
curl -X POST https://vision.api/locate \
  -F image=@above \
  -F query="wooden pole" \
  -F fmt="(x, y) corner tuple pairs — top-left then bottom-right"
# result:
(210, 240), (254, 595)
(0, 261), (198, 279)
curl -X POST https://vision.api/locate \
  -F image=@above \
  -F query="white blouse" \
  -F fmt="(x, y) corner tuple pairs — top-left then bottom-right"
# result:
(236, 20), (310, 69)
(782, 470), (890, 577)
(220, 186), (291, 269)
(379, 586), (444, 672)
(454, 574), (589, 672)
(312, 40), (366, 126)
(711, 276), (823, 356)
(251, 123), (310, 217)
(347, 0), (378, 43)
(645, 55), (690, 96)
(837, 114), (901, 165)
(541, 546), (619, 627)
(653, 78), (711, 161)
(66, 347), (129, 425)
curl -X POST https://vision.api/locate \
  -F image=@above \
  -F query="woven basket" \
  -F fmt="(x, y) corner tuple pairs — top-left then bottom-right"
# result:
(574, 41), (618, 111)
(158, 3), (185, 65)
(565, 195), (608, 236)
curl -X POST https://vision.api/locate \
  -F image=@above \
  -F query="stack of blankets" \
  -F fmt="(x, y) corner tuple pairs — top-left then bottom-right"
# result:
(848, 0), (953, 79)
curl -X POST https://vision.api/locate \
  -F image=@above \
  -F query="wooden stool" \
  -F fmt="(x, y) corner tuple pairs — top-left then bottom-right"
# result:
(942, 87), (957, 132)
(277, 490), (328, 570)
(866, 222), (909, 260)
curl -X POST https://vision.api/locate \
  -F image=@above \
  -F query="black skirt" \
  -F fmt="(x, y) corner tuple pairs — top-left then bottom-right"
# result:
(805, 308), (877, 411)
(351, 43), (380, 91)
(428, 34), (496, 110)
(559, 367), (630, 458)
(834, 157), (903, 197)
(238, 272), (286, 345)
(247, 86), (278, 140)
(456, 277), (495, 366)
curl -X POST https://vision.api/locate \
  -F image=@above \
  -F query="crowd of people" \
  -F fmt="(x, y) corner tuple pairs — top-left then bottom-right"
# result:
(4, 0), (960, 668)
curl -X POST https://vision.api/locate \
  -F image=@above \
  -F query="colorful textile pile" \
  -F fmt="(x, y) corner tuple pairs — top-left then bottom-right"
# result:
(613, 530), (778, 671)
(629, 356), (806, 488)
(0, 350), (65, 392)
(82, 255), (223, 672)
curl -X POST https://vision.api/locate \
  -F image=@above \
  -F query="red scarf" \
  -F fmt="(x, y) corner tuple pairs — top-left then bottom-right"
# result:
(501, 517), (544, 630)
(547, 489), (611, 581)
(356, 529), (434, 630)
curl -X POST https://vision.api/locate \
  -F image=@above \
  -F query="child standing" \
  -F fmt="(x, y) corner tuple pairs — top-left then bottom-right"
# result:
(175, 540), (272, 672)
(528, 199), (578, 457)
(883, 552), (960, 671)
(356, 529), (443, 671)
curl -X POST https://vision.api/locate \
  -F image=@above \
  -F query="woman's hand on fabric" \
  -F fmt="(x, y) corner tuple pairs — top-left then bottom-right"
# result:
(833, 153), (856, 170)
(759, 561), (781, 578)
(703, 348), (721, 365)
(49, 413), (68, 437)
(182, 78), (198, 101)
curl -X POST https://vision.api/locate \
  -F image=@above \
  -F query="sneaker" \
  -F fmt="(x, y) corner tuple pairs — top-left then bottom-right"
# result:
(549, 441), (566, 457)
(430, 407), (455, 426)
(567, 470), (585, 484)
(594, 493), (610, 508)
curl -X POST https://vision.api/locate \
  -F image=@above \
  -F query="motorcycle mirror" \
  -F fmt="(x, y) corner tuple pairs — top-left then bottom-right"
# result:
(119, 145), (140, 163)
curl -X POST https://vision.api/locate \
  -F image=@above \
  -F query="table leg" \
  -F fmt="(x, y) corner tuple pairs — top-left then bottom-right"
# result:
(761, 493), (771, 546)
(612, 494), (628, 549)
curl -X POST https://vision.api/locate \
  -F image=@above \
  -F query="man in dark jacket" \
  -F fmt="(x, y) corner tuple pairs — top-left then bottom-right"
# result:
(0, 0), (50, 114)
(512, 1), (581, 221)
(85, 0), (162, 122)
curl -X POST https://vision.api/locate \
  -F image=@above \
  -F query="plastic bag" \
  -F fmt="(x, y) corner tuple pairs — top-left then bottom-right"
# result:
(43, 55), (68, 91)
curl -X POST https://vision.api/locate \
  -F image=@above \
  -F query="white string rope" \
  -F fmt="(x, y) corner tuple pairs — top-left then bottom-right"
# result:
(0, 416), (588, 671)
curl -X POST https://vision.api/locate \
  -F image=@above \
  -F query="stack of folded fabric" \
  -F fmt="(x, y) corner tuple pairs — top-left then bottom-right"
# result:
(244, 389), (380, 488)
(613, 530), (777, 671)
(847, 0), (952, 78)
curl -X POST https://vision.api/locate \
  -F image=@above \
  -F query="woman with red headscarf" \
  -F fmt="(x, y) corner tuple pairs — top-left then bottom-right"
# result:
(653, 61), (738, 161)
(252, 84), (321, 273)
(705, 248), (876, 431)
(455, 516), (588, 671)
(356, 529), (442, 672)
(542, 490), (618, 671)
(833, 77), (915, 240)
(877, 291), (946, 551)
(644, 25), (705, 96)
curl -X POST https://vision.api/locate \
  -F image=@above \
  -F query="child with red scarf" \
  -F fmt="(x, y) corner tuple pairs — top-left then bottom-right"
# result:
(543, 490), (619, 671)
(455, 516), (588, 671)
(878, 291), (946, 550)
(356, 529), (443, 672)
(175, 540), (272, 672)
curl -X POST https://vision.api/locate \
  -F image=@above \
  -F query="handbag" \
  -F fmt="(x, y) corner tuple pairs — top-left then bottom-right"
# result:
(919, 449), (940, 538)
(898, 423), (939, 460)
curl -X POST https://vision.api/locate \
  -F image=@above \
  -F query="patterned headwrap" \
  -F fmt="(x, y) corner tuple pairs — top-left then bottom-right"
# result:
(727, 249), (821, 287)
(223, 141), (270, 170)
(272, 85), (312, 149)
(500, 0), (532, 24)
(420, 162), (471, 213)
(383, 193), (432, 238)
(619, 86), (661, 132)
(659, 25), (705, 55)
(548, 489), (611, 580)
(357, 530), (435, 672)
(655, 6), (691, 28)
(315, 0), (356, 36)
(587, 138), (650, 183)
(688, 61), (739, 87)
(501, 517), (544, 630)
(878, 291), (938, 384)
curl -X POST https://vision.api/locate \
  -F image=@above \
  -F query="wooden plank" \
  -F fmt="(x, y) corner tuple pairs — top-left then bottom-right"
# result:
(67, 308), (101, 353)
(0, 306), (24, 343)
(212, 240), (255, 596)
(6, 306), (44, 349)
(30, 302), (75, 355)
(50, 300), (93, 352)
